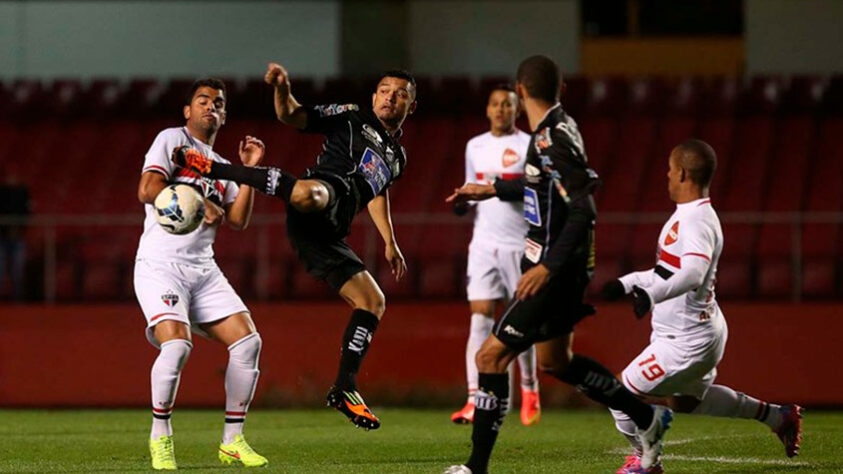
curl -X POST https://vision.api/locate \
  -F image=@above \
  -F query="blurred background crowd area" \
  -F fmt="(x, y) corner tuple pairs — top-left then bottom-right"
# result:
(0, 0), (841, 303)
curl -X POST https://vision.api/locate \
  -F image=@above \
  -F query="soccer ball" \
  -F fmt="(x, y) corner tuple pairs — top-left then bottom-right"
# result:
(154, 184), (205, 235)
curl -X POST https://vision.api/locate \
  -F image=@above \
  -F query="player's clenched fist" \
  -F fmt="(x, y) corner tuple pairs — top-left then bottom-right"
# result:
(265, 62), (289, 88)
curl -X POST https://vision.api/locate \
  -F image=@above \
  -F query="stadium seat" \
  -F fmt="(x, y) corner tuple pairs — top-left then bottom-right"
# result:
(780, 76), (826, 115)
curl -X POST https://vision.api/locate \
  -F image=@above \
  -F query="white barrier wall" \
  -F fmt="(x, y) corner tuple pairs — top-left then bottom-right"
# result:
(746, 0), (843, 74)
(0, 1), (341, 79)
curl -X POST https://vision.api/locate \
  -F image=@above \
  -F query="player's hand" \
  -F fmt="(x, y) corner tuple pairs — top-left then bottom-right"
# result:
(515, 264), (550, 300)
(445, 183), (497, 205)
(600, 279), (626, 301)
(203, 198), (225, 227)
(265, 62), (291, 96)
(631, 285), (653, 318)
(239, 135), (265, 167)
(385, 241), (407, 281)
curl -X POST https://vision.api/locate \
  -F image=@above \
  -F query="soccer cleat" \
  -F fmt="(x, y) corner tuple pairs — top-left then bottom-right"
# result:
(450, 402), (475, 424)
(218, 434), (268, 467)
(326, 387), (381, 430)
(520, 388), (541, 426)
(616, 454), (641, 474)
(443, 465), (473, 474)
(774, 404), (803, 457)
(637, 405), (673, 469)
(149, 435), (177, 470)
(624, 461), (664, 474)
(172, 146), (212, 174)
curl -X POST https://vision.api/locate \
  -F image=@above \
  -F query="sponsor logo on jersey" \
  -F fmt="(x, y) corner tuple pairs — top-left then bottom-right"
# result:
(502, 148), (520, 167)
(535, 127), (552, 152)
(161, 291), (179, 307)
(362, 123), (383, 146)
(523, 187), (541, 226)
(664, 221), (679, 246)
(358, 147), (392, 195)
(314, 103), (358, 117)
(525, 163), (541, 183)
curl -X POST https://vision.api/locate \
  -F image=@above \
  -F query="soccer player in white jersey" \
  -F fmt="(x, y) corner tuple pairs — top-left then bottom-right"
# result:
(451, 84), (541, 426)
(135, 78), (268, 470)
(602, 139), (803, 474)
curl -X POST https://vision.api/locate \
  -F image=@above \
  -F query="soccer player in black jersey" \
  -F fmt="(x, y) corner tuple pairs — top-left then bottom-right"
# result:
(174, 62), (415, 431)
(444, 56), (673, 474)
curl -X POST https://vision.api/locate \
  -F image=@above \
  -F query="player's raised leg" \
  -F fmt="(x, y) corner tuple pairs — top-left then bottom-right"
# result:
(690, 386), (803, 457)
(201, 312), (268, 467)
(149, 321), (192, 471)
(327, 270), (385, 430)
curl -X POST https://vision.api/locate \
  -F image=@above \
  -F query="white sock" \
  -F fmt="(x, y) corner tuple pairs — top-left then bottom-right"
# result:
(693, 385), (782, 429)
(466, 313), (494, 403)
(517, 345), (538, 391)
(223, 333), (262, 444)
(610, 408), (642, 454)
(150, 339), (192, 439)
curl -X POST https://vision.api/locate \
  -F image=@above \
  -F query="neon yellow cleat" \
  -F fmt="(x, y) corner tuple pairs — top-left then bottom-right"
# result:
(149, 435), (177, 470)
(218, 434), (268, 467)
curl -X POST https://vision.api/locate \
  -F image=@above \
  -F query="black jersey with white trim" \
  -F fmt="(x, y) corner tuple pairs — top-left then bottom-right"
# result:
(494, 104), (598, 273)
(301, 104), (407, 212)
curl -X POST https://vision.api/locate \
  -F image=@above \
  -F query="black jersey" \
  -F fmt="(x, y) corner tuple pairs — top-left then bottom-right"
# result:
(495, 104), (598, 274)
(301, 104), (407, 212)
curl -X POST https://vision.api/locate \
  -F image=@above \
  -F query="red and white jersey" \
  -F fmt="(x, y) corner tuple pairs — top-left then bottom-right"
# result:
(465, 130), (531, 250)
(619, 198), (724, 338)
(136, 127), (239, 266)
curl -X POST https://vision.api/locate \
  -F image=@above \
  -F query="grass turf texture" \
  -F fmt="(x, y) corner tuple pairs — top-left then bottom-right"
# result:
(0, 409), (840, 473)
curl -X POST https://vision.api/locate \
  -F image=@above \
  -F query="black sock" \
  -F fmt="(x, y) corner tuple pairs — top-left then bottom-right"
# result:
(466, 372), (509, 474)
(333, 309), (380, 391)
(557, 354), (654, 429)
(207, 163), (297, 202)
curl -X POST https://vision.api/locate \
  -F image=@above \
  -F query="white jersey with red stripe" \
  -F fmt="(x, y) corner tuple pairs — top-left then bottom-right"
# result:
(465, 130), (531, 250)
(136, 127), (239, 266)
(619, 198), (724, 338)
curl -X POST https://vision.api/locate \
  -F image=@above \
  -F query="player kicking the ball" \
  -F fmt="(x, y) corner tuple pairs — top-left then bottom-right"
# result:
(135, 78), (268, 469)
(601, 139), (803, 473)
(444, 56), (672, 474)
(451, 84), (540, 426)
(174, 63), (414, 431)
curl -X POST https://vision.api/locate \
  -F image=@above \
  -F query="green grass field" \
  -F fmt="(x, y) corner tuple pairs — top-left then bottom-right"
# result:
(0, 409), (840, 473)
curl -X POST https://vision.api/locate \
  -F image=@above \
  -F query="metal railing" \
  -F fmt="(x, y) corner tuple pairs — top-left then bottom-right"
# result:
(0, 211), (840, 303)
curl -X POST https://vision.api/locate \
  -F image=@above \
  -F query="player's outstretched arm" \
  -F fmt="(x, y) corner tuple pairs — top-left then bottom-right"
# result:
(226, 136), (266, 230)
(367, 192), (407, 281)
(445, 182), (497, 205)
(265, 62), (307, 129)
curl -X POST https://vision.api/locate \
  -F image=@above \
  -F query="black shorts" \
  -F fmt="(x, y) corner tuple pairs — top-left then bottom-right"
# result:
(492, 264), (594, 352)
(286, 188), (365, 291)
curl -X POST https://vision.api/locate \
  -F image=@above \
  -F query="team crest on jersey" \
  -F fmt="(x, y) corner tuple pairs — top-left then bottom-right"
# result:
(502, 148), (520, 167)
(535, 127), (552, 152)
(362, 124), (383, 146)
(161, 291), (179, 307)
(664, 221), (679, 246)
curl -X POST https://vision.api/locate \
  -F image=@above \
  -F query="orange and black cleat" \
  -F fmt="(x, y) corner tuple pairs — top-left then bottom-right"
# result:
(326, 387), (381, 430)
(172, 146), (212, 174)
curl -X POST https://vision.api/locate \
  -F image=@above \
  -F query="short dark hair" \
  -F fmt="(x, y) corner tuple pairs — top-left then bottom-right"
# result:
(676, 139), (717, 188)
(377, 69), (417, 97)
(186, 78), (227, 106)
(488, 82), (516, 95)
(516, 55), (561, 103)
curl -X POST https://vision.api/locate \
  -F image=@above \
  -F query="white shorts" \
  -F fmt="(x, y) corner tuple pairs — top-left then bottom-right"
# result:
(621, 324), (728, 399)
(466, 240), (523, 302)
(134, 258), (249, 348)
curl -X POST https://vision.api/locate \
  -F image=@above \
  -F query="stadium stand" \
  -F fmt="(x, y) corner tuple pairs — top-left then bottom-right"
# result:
(0, 75), (841, 301)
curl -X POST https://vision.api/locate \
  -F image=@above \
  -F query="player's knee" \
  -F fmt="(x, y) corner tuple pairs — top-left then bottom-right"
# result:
(670, 395), (701, 413)
(475, 345), (507, 373)
(290, 182), (329, 213)
(353, 291), (386, 318)
(228, 332), (262, 364)
(469, 300), (494, 317)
